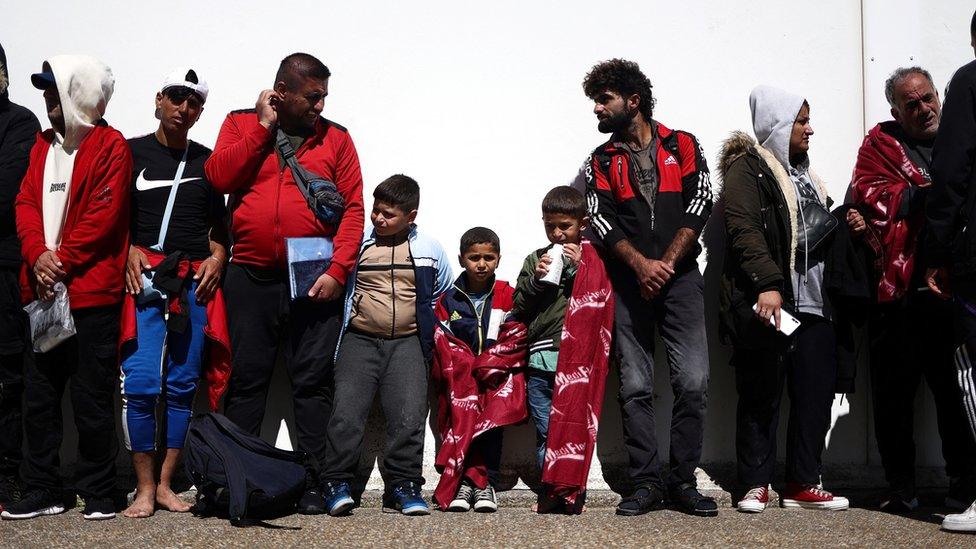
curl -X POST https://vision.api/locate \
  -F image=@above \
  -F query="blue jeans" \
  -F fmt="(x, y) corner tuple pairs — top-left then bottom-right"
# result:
(120, 282), (206, 452)
(526, 369), (555, 470)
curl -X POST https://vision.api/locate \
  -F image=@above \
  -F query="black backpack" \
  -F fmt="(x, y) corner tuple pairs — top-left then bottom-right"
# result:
(184, 413), (309, 525)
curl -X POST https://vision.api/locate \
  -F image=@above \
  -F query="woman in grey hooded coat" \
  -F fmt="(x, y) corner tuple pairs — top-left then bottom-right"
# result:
(718, 85), (850, 513)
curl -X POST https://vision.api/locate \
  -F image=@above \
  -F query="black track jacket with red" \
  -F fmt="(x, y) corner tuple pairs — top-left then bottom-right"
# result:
(584, 120), (712, 275)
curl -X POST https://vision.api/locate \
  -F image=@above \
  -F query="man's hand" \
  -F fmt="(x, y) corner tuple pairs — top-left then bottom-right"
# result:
(755, 289), (783, 330)
(846, 209), (867, 238)
(34, 251), (66, 287)
(256, 89), (280, 130)
(534, 254), (552, 280)
(635, 257), (674, 300)
(124, 246), (150, 295)
(926, 267), (952, 299)
(35, 281), (55, 302)
(562, 243), (582, 269)
(193, 256), (224, 303)
(308, 272), (344, 302)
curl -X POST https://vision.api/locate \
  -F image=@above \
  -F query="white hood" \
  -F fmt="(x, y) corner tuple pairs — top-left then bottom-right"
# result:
(45, 54), (114, 150)
(749, 85), (805, 170)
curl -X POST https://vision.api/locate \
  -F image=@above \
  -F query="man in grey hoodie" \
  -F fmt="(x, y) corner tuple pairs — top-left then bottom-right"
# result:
(0, 42), (40, 512)
(719, 86), (849, 512)
(2, 55), (131, 522)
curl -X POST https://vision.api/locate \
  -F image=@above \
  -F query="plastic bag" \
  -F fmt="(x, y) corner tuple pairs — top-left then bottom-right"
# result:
(24, 282), (76, 353)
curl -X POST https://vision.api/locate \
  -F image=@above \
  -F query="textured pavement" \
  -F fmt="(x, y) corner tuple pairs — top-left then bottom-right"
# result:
(1, 490), (973, 548)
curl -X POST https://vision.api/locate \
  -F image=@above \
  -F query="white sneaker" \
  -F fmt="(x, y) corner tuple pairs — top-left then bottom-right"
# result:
(447, 482), (474, 512)
(942, 500), (976, 533)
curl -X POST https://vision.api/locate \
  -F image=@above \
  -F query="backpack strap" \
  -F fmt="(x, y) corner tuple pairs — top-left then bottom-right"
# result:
(275, 129), (314, 205)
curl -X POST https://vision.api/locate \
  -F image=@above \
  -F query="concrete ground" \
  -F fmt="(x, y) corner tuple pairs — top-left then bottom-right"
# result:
(0, 489), (972, 548)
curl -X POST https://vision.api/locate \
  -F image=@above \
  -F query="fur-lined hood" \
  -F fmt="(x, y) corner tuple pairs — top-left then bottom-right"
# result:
(717, 130), (831, 273)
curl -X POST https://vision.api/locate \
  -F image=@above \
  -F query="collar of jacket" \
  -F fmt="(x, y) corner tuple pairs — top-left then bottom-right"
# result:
(451, 272), (497, 297)
(598, 119), (674, 156)
(362, 223), (418, 249)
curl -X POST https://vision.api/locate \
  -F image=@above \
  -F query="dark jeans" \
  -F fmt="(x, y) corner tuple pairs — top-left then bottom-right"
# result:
(223, 263), (343, 468)
(0, 267), (26, 477)
(322, 331), (428, 487)
(467, 427), (503, 488)
(21, 304), (120, 500)
(870, 292), (976, 492)
(526, 369), (555, 470)
(733, 312), (836, 487)
(613, 268), (709, 491)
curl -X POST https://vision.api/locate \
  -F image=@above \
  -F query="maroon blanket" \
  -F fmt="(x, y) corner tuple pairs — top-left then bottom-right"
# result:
(541, 239), (614, 508)
(848, 122), (928, 302)
(432, 321), (528, 509)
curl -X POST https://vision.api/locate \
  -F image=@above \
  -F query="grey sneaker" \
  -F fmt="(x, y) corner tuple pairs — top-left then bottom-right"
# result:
(472, 485), (498, 513)
(447, 482), (475, 512)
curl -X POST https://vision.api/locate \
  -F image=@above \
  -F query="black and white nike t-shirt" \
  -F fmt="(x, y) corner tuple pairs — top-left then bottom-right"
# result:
(128, 134), (227, 259)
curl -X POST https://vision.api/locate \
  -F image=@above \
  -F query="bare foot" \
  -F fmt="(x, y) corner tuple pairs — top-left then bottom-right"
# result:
(156, 485), (191, 513)
(123, 487), (156, 518)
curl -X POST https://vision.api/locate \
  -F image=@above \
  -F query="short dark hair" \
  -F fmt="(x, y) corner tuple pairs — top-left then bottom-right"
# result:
(459, 227), (500, 255)
(276, 52), (331, 91)
(374, 174), (420, 212)
(583, 58), (656, 120)
(541, 186), (587, 219)
(971, 9), (976, 37)
(884, 66), (936, 108)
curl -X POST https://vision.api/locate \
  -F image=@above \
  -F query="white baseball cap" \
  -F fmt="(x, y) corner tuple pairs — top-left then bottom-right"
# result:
(160, 66), (208, 103)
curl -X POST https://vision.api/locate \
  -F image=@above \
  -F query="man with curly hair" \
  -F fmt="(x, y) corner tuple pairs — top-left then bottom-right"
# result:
(581, 59), (715, 517)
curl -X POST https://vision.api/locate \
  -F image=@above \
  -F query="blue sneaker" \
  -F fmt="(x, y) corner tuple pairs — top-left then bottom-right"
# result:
(383, 482), (430, 516)
(322, 481), (355, 516)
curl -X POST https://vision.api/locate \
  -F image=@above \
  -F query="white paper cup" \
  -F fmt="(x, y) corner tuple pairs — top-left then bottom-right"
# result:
(540, 244), (564, 285)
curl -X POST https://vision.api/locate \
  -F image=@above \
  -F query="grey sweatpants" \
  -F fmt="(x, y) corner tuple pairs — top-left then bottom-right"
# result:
(321, 331), (428, 487)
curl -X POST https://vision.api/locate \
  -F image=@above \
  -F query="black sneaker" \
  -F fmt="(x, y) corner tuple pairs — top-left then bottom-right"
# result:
(615, 485), (666, 516)
(0, 475), (21, 510)
(82, 498), (115, 520)
(947, 476), (976, 511)
(1, 489), (65, 520)
(669, 484), (718, 517)
(297, 486), (327, 515)
(472, 485), (498, 513)
(880, 493), (919, 514)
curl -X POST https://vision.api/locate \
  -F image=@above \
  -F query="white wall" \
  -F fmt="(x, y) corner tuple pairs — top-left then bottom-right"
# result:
(4, 0), (974, 489)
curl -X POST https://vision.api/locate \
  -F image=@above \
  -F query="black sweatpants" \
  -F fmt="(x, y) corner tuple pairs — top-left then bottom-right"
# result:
(734, 313), (836, 487)
(322, 331), (428, 488)
(223, 263), (343, 468)
(869, 291), (976, 491)
(0, 267), (26, 478)
(21, 304), (120, 500)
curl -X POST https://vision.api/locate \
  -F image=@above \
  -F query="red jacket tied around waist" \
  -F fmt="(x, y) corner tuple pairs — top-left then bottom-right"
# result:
(119, 246), (231, 411)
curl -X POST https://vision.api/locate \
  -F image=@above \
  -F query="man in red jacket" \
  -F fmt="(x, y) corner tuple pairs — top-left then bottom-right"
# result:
(851, 67), (976, 513)
(2, 55), (130, 522)
(205, 52), (364, 514)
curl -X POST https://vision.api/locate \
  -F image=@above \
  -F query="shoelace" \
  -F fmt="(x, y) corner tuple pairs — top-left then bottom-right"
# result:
(475, 487), (495, 500)
(806, 486), (833, 499)
(744, 486), (767, 500)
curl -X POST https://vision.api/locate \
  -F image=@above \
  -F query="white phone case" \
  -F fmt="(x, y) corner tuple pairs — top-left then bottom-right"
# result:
(753, 303), (801, 336)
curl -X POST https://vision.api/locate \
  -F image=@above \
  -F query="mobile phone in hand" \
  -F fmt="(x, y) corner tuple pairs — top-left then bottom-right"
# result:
(752, 303), (801, 336)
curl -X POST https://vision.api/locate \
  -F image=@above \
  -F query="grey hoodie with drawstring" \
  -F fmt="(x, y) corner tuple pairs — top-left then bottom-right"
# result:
(749, 85), (830, 318)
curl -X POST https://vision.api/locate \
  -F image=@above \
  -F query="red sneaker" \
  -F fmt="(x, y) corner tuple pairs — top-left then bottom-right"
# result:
(781, 483), (849, 510)
(737, 485), (769, 513)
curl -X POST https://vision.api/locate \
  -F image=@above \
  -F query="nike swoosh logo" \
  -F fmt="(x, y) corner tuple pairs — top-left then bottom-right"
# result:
(134, 169), (202, 191)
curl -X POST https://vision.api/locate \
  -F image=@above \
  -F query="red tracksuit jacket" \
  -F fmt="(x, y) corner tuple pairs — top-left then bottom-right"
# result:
(16, 124), (132, 308)
(204, 110), (364, 285)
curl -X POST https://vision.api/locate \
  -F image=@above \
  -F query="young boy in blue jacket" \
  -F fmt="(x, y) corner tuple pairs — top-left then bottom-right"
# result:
(320, 174), (452, 516)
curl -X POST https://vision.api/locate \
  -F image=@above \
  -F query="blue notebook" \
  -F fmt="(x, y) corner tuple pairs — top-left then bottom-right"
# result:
(286, 237), (334, 300)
